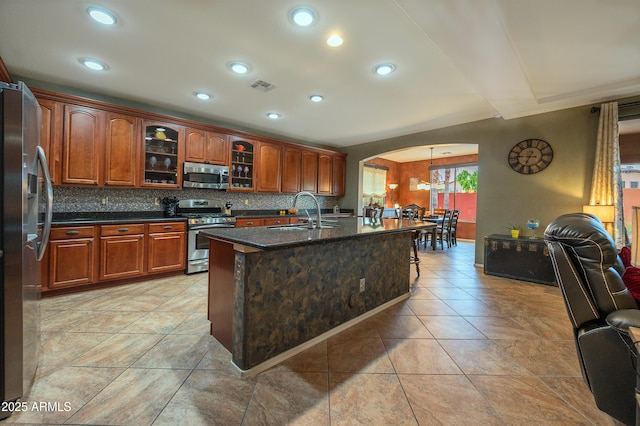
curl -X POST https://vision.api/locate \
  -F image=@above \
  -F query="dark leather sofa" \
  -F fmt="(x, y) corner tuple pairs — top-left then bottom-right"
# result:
(545, 212), (640, 425)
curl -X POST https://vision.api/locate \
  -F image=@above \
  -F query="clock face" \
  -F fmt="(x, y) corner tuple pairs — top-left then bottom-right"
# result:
(508, 139), (553, 174)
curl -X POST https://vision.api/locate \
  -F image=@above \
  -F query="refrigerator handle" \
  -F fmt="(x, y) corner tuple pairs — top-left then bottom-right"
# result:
(36, 146), (53, 261)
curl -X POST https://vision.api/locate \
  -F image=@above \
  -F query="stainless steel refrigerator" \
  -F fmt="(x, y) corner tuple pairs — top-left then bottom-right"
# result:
(0, 81), (53, 419)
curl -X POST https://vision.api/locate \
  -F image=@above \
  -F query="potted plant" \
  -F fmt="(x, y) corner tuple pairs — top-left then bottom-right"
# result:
(508, 224), (521, 239)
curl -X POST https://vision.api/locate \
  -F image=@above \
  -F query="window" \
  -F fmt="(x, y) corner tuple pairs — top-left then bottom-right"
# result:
(362, 165), (387, 206)
(631, 181), (639, 189)
(430, 163), (477, 221)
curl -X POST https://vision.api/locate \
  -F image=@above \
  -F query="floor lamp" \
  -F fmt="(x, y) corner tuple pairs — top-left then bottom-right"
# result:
(583, 204), (615, 236)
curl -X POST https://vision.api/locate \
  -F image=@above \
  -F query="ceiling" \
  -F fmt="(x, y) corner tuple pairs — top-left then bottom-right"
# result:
(1, 0), (639, 161)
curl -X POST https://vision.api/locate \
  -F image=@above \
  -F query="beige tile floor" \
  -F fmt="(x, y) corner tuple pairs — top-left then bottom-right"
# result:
(5, 241), (625, 425)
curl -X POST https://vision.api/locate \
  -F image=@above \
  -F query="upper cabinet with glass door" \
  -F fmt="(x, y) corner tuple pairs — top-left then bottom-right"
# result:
(230, 136), (256, 191)
(142, 122), (182, 188)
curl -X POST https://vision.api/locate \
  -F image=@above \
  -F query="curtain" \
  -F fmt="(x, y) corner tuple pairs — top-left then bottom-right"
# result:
(362, 166), (387, 199)
(589, 101), (624, 247)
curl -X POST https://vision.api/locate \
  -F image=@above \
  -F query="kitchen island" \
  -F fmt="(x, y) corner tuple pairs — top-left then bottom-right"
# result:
(202, 217), (435, 374)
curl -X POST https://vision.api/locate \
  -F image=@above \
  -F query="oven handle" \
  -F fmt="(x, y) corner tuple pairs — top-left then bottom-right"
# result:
(189, 224), (236, 230)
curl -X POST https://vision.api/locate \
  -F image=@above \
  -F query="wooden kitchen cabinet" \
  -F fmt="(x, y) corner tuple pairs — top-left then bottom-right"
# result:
(235, 218), (265, 227)
(317, 153), (332, 195)
(185, 128), (228, 165)
(99, 224), (145, 280)
(301, 150), (318, 193)
(104, 112), (140, 186)
(281, 146), (301, 193)
(62, 104), (104, 185)
(46, 226), (97, 290)
(61, 104), (139, 187)
(147, 222), (186, 273)
(230, 137), (256, 191)
(142, 122), (182, 188)
(256, 141), (282, 193)
(332, 155), (346, 196)
(33, 88), (348, 195)
(263, 217), (291, 226)
(37, 98), (62, 184)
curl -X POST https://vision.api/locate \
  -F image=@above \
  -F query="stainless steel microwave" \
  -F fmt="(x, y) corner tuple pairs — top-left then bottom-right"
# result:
(183, 162), (229, 190)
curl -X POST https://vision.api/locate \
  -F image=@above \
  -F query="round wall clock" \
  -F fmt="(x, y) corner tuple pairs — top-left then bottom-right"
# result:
(507, 139), (553, 174)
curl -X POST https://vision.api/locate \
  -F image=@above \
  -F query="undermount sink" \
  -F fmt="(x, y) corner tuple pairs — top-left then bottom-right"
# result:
(268, 225), (309, 231)
(267, 224), (339, 231)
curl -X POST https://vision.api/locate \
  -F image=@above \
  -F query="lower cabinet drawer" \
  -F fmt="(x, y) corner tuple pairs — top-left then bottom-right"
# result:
(50, 226), (95, 239)
(100, 223), (145, 236)
(235, 218), (265, 227)
(263, 217), (291, 226)
(148, 221), (186, 233)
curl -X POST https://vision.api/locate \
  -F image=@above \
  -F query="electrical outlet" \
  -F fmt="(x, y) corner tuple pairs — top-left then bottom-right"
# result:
(154, 197), (160, 206)
(244, 199), (249, 206)
(101, 197), (108, 206)
(359, 278), (366, 293)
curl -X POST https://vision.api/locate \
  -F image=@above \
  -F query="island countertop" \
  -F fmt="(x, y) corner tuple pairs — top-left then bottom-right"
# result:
(200, 217), (435, 250)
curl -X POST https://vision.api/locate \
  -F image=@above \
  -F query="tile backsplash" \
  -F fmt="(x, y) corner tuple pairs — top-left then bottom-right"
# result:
(53, 186), (339, 213)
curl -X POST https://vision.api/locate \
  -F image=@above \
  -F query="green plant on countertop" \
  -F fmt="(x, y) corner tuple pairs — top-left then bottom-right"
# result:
(507, 224), (521, 230)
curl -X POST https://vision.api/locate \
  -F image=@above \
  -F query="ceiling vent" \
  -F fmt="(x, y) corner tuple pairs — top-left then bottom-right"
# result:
(250, 79), (276, 93)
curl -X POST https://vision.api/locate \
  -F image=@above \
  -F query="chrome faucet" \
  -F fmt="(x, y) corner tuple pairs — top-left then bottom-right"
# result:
(293, 191), (322, 229)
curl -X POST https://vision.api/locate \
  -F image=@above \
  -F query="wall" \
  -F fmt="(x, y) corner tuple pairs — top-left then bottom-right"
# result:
(341, 103), (625, 264)
(366, 154), (478, 210)
(53, 186), (338, 214)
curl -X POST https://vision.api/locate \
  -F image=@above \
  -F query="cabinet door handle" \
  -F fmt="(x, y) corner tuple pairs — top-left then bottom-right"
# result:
(118, 227), (129, 232)
(66, 230), (80, 235)
(246, 221), (253, 225)
(163, 225), (173, 229)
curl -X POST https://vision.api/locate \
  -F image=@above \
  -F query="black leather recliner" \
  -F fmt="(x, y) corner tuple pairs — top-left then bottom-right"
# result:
(545, 213), (640, 426)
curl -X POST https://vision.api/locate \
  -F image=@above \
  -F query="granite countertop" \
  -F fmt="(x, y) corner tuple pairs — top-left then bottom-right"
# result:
(52, 210), (353, 225)
(201, 217), (435, 250)
(52, 211), (187, 225)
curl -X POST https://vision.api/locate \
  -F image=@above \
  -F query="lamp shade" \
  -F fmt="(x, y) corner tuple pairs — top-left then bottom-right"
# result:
(388, 183), (398, 189)
(632, 206), (639, 267)
(582, 204), (615, 223)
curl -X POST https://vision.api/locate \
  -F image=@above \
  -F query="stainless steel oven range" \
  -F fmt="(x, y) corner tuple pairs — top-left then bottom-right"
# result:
(177, 199), (236, 274)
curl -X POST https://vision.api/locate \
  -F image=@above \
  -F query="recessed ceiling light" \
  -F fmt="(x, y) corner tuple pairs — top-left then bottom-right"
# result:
(266, 112), (281, 119)
(86, 7), (117, 25)
(326, 35), (343, 47)
(194, 92), (211, 100)
(309, 95), (323, 103)
(291, 8), (315, 27)
(229, 62), (250, 74)
(79, 58), (108, 71)
(374, 63), (395, 76)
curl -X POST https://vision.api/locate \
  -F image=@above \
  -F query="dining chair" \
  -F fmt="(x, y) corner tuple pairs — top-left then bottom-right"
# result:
(433, 207), (446, 217)
(428, 209), (452, 249)
(363, 203), (383, 219)
(444, 209), (460, 246)
(402, 203), (423, 220)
